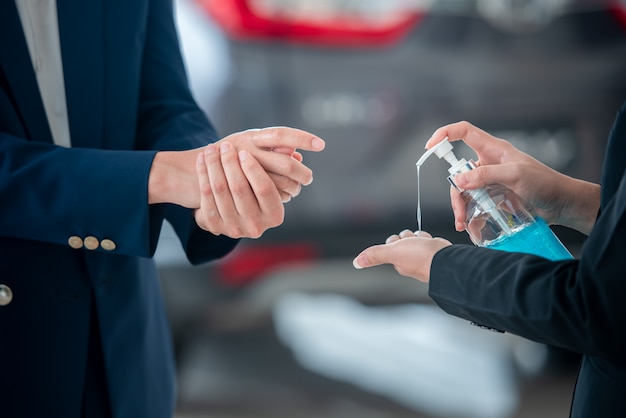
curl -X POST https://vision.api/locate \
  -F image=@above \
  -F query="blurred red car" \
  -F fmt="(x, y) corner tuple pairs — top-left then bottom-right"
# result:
(186, 0), (626, 262)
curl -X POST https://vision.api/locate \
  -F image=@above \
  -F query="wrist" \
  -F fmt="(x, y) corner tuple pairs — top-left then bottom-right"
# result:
(148, 150), (201, 207)
(148, 151), (172, 204)
(559, 177), (600, 235)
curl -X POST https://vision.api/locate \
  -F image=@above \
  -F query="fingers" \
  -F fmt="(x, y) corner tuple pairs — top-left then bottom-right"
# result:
(267, 146), (304, 163)
(195, 142), (286, 239)
(450, 186), (468, 231)
(269, 147), (305, 163)
(195, 144), (222, 232)
(221, 135), (314, 187)
(386, 229), (433, 244)
(270, 146), (296, 156)
(386, 234), (401, 244)
(251, 149), (315, 187)
(268, 172), (302, 201)
(453, 163), (520, 192)
(207, 142), (245, 229)
(238, 149), (285, 233)
(246, 127), (326, 153)
(425, 121), (507, 159)
(221, 127), (324, 190)
(292, 151), (304, 163)
(216, 142), (257, 228)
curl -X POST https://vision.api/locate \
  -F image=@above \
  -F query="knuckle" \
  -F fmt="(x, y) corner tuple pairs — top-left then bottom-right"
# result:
(227, 225), (244, 239)
(240, 217), (262, 239)
(270, 208), (285, 226)
(230, 182), (248, 198)
(199, 182), (212, 196)
(196, 214), (219, 234)
(212, 180), (228, 194)
(457, 120), (472, 130)
(249, 225), (264, 239)
(256, 182), (277, 199)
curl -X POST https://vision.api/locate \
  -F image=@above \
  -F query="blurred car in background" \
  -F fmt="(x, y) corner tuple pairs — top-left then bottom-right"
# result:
(196, 0), (626, 253)
(161, 1), (626, 417)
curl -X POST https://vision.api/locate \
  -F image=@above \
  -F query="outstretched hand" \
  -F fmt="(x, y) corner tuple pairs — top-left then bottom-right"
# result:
(353, 230), (451, 283)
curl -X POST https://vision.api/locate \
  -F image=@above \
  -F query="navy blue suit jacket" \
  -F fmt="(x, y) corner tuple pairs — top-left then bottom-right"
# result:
(429, 101), (626, 416)
(0, 1), (237, 417)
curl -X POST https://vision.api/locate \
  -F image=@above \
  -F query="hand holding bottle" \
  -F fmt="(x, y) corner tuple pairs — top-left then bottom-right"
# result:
(426, 121), (600, 235)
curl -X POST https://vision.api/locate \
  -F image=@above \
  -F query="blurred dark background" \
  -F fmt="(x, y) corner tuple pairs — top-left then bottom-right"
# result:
(159, 0), (626, 417)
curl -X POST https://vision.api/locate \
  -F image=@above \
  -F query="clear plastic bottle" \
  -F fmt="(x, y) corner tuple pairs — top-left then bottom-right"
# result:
(416, 139), (573, 261)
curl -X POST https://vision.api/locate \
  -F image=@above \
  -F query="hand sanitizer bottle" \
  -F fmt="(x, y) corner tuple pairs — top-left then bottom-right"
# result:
(417, 139), (573, 261)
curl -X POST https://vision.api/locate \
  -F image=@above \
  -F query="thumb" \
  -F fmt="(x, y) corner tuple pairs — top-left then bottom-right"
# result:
(353, 245), (390, 269)
(454, 165), (500, 190)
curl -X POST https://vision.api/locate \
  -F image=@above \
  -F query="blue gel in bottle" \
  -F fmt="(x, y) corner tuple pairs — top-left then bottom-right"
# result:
(483, 217), (573, 261)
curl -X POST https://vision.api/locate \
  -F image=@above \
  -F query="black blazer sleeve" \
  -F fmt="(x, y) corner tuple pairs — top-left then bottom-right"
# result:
(429, 103), (626, 363)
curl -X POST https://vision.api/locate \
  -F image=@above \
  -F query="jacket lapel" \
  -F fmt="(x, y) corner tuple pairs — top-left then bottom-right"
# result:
(57, 0), (104, 149)
(0, 1), (53, 143)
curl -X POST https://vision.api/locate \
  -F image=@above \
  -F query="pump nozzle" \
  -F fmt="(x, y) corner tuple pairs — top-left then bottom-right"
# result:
(416, 137), (454, 167)
(417, 138), (474, 189)
(416, 136), (512, 235)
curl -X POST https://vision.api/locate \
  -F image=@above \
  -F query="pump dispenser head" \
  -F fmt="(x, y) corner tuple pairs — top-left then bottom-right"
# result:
(416, 138), (476, 191)
(416, 137), (454, 167)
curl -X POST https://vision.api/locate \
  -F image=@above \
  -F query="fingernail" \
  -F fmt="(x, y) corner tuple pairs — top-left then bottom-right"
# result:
(220, 142), (232, 153)
(425, 131), (437, 148)
(353, 254), (368, 269)
(197, 153), (205, 166)
(205, 144), (217, 155)
(312, 137), (325, 150)
(238, 150), (249, 162)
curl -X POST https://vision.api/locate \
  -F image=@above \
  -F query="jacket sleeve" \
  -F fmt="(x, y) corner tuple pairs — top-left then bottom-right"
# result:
(133, 0), (238, 263)
(0, 0), (237, 262)
(429, 175), (626, 361)
(0, 124), (165, 256)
